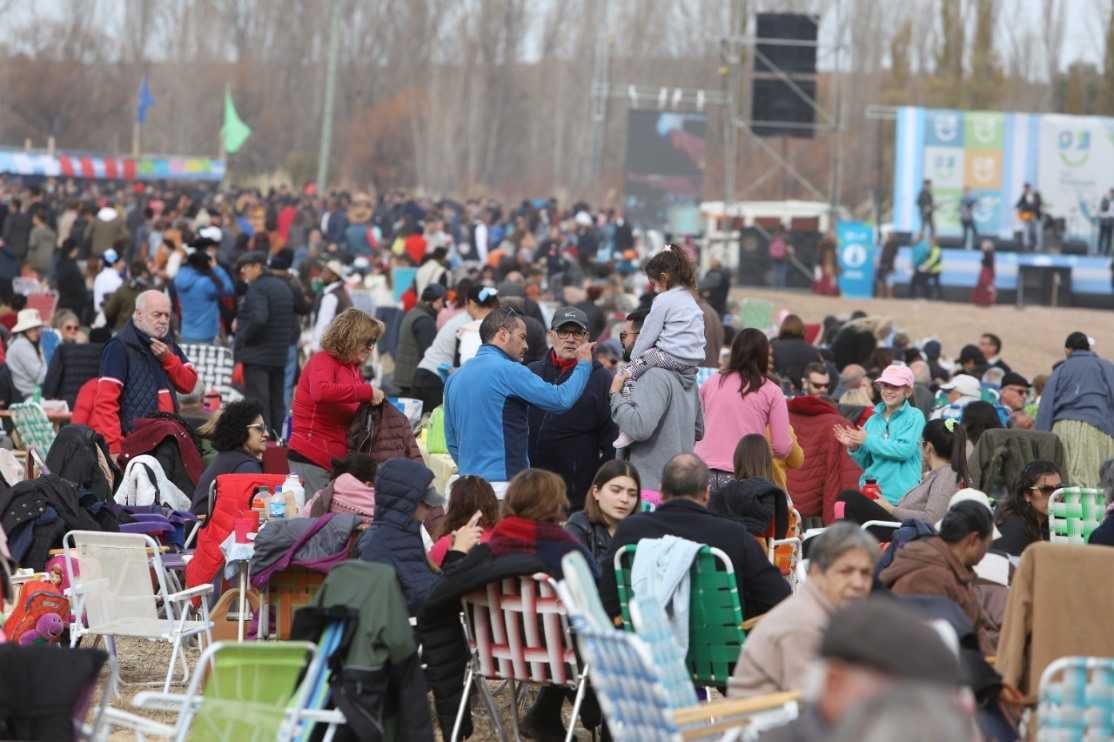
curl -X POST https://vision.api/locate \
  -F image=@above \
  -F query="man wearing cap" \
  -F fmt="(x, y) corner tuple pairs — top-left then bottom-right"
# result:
(761, 598), (968, 741)
(395, 284), (447, 400)
(412, 285), (500, 413)
(444, 306), (594, 497)
(998, 371), (1034, 429)
(1036, 331), (1114, 487)
(311, 259), (352, 351)
(174, 239), (234, 344)
(527, 307), (618, 511)
(234, 250), (296, 433)
(92, 290), (197, 454)
(92, 248), (124, 316)
(930, 373), (982, 422)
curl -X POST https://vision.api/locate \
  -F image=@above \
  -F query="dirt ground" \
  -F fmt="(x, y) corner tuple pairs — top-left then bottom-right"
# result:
(731, 287), (1114, 379)
(95, 637), (598, 740)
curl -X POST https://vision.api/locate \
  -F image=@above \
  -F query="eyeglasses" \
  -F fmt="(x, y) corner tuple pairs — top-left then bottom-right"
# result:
(1028, 484), (1058, 496)
(619, 331), (639, 341)
(62, 325), (79, 331)
(555, 327), (587, 339)
(247, 423), (269, 437)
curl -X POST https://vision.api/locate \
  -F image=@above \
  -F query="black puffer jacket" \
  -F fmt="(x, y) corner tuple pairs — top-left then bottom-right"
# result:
(235, 273), (295, 367)
(43, 342), (105, 407)
(356, 458), (437, 615)
(707, 477), (788, 538)
(564, 510), (613, 571)
(0, 475), (117, 570)
(527, 354), (617, 511)
(771, 337), (823, 392)
(45, 425), (118, 503)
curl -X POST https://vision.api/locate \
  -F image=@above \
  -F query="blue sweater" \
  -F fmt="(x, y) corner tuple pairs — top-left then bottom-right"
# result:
(444, 344), (590, 482)
(174, 265), (233, 341)
(850, 401), (926, 504)
(1036, 351), (1114, 438)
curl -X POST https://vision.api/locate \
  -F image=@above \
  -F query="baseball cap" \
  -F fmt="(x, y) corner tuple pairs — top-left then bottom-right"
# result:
(467, 285), (500, 306)
(235, 250), (267, 269)
(874, 364), (914, 389)
(550, 306), (589, 332)
(999, 371), (1030, 389)
(421, 283), (447, 302)
(939, 374), (981, 398)
(820, 599), (966, 687)
(938, 488), (1002, 539)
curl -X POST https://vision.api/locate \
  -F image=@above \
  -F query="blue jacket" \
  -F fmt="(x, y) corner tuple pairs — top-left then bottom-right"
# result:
(850, 401), (926, 505)
(173, 264), (233, 341)
(444, 344), (591, 482)
(357, 458), (438, 615)
(1036, 350), (1114, 438)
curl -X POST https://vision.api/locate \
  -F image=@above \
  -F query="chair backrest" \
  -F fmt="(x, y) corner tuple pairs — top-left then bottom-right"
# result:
(64, 531), (169, 629)
(1048, 487), (1108, 544)
(180, 343), (236, 402)
(570, 617), (683, 742)
(179, 641), (318, 742)
(629, 595), (699, 710)
(557, 551), (612, 632)
(739, 298), (773, 331)
(1037, 656), (1114, 741)
(459, 573), (581, 685)
(615, 544), (746, 687)
(10, 400), (55, 453)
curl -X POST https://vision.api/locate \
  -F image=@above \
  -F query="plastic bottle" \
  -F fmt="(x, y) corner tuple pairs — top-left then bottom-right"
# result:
(282, 474), (305, 510)
(269, 486), (286, 519)
(252, 486), (271, 521)
(861, 478), (882, 501)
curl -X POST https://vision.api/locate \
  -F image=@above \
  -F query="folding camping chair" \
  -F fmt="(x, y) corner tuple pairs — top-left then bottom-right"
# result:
(1048, 487), (1108, 544)
(10, 400), (56, 453)
(614, 544), (746, 688)
(103, 640), (343, 742)
(63, 530), (213, 693)
(451, 573), (588, 742)
(1036, 656), (1114, 741)
(0, 644), (111, 742)
(180, 343), (239, 404)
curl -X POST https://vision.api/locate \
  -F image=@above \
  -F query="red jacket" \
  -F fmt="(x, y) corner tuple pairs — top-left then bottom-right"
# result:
(71, 378), (98, 426)
(785, 395), (863, 523)
(288, 351), (374, 470)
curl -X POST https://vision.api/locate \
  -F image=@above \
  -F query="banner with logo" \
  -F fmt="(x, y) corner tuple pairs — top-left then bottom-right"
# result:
(892, 106), (1114, 239)
(836, 220), (875, 298)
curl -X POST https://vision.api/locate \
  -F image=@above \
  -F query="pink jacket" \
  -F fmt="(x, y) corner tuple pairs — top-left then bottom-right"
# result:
(694, 374), (792, 473)
(427, 527), (494, 567)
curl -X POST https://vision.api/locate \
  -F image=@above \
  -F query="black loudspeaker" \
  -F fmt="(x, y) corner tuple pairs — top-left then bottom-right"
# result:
(752, 13), (819, 139)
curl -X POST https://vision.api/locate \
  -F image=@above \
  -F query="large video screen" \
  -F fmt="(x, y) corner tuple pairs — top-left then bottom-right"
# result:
(623, 111), (707, 233)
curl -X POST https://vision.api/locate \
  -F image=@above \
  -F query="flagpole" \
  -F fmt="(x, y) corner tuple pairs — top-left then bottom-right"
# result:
(221, 83), (230, 187)
(132, 120), (141, 158)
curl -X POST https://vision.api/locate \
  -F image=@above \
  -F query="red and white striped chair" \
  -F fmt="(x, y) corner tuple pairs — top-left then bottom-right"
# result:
(450, 573), (588, 742)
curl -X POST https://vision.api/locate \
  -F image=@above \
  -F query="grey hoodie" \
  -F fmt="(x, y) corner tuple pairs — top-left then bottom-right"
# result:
(611, 367), (704, 491)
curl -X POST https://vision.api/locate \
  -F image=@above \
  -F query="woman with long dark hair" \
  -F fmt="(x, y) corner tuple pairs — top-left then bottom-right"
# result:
(694, 328), (792, 493)
(992, 460), (1062, 556)
(565, 460), (642, 568)
(951, 400), (1004, 485)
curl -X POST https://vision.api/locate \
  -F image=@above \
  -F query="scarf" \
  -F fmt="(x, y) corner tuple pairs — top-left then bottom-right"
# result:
(487, 515), (597, 577)
(549, 349), (578, 375)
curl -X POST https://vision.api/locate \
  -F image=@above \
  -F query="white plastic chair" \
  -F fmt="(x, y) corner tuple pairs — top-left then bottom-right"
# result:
(63, 530), (213, 693)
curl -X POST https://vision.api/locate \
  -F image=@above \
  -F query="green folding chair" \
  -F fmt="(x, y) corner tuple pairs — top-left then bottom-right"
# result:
(614, 544), (746, 687)
(102, 641), (338, 742)
(738, 299), (773, 331)
(1048, 487), (1108, 544)
(10, 400), (55, 453)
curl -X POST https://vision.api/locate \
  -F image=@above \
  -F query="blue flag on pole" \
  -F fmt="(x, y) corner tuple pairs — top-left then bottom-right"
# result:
(136, 73), (155, 124)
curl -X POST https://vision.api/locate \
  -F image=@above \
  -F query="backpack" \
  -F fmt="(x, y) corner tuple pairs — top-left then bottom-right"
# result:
(347, 403), (377, 455)
(2, 575), (71, 645)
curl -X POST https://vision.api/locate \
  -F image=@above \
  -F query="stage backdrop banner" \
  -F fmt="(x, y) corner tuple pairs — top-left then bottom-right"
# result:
(623, 111), (707, 233)
(892, 106), (1114, 240)
(836, 220), (875, 298)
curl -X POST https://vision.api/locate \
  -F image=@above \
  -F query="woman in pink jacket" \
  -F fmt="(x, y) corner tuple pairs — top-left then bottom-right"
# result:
(695, 328), (793, 493)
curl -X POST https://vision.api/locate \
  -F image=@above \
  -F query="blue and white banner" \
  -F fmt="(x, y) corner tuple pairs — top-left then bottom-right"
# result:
(892, 248), (1111, 296)
(836, 220), (875, 298)
(893, 106), (1114, 240)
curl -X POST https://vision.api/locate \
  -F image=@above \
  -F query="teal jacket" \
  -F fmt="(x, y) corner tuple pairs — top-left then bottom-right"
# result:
(850, 401), (926, 504)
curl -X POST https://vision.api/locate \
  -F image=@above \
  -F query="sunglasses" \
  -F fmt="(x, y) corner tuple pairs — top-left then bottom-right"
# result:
(247, 423), (269, 437)
(62, 325), (79, 331)
(807, 380), (830, 389)
(1029, 484), (1058, 496)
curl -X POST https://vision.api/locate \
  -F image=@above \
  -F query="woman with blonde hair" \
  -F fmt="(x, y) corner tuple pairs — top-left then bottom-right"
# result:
(287, 308), (385, 494)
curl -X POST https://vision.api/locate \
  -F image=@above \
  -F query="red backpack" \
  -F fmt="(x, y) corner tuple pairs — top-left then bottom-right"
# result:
(3, 575), (71, 645)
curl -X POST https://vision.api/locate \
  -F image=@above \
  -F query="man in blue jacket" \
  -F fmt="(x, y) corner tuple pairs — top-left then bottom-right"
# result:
(527, 307), (617, 511)
(444, 306), (593, 498)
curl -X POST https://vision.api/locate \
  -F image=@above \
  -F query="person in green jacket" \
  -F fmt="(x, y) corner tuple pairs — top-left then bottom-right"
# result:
(835, 364), (927, 505)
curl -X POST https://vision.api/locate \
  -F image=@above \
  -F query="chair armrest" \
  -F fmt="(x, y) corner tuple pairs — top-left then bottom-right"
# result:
(132, 690), (196, 712)
(100, 706), (177, 737)
(295, 708), (348, 724)
(673, 691), (800, 738)
(166, 584), (213, 603)
(741, 614), (765, 632)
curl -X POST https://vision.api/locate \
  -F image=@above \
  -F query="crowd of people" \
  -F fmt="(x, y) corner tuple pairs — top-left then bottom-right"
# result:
(1, 176), (1113, 740)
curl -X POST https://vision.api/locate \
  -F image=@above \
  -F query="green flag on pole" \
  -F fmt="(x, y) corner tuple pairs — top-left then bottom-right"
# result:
(221, 85), (251, 154)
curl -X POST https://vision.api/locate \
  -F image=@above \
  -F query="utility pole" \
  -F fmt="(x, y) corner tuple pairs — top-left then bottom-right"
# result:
(588, 0), (610, 184)
(724, 0), (745, 206)
(317, 0), (341, 192)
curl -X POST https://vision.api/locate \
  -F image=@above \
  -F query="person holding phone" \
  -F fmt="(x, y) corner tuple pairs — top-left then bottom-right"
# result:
(91, 289), (197, 454)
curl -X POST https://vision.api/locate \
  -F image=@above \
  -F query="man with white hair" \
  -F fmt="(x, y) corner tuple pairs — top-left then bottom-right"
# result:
(91, 290), (197, 453)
